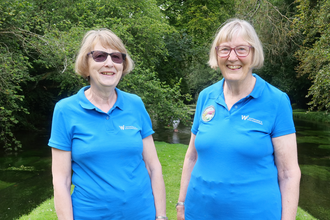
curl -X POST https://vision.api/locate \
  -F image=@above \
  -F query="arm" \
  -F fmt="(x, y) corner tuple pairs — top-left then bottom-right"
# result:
(51, 148), (73, 220)
(177, 133), (198, 220)
(273, 133), (301, 220)
(142, 135), (167, 218)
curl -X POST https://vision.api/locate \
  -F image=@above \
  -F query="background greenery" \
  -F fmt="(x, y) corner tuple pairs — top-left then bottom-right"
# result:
(0, 0), (329, 152)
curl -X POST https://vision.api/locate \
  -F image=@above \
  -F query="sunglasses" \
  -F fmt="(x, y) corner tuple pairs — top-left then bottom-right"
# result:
(87, 51), (126, 64)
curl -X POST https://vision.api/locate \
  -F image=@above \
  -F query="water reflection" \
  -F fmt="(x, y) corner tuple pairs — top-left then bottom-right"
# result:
(0, 132), (52, 220)
(153, 122), (191, 145)
(295, 119), (330, 220)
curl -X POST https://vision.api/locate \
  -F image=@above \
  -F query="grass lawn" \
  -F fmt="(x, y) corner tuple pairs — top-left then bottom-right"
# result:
(17, 142), (317, 220)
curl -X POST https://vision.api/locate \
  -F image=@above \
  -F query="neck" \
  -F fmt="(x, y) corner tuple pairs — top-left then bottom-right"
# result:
(223, 74), (256, 110)
(85, 86), (117, 113)
(224, 74), (256, 97)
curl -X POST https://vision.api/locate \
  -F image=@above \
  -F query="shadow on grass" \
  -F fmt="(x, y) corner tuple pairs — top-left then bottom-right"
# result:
(0, 171), (53, 220)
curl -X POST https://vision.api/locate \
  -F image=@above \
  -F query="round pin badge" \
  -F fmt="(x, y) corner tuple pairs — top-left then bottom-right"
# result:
(202, 105), (215, 122)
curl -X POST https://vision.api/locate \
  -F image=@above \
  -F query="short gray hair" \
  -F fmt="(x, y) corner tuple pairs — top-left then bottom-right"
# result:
(208, 18), (264, 70)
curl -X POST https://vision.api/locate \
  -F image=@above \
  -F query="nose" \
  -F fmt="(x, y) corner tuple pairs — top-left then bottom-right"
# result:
(104, 55), (114, 66)
(228, 48), (238, 60)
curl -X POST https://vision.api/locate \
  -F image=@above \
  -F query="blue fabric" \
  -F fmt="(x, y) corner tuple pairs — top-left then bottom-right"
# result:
(49, 86), (155, 220)
(187, 74), (296, 219)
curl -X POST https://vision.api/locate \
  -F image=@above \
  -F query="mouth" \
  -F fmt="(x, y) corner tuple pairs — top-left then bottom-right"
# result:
(227, 65), (242, 70)
(100, 72), (115, 75)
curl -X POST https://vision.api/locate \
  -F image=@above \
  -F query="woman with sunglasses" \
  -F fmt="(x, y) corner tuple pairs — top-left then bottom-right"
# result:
(176, 18), (301, 220)
(49, 28), (167, 220)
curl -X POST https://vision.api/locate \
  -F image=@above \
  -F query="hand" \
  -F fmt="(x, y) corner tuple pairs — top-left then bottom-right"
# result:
(176, 205), (185, 220)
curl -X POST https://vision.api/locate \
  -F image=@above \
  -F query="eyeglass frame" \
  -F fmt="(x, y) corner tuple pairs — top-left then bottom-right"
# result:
(87, 51), (126, 63)
(215, 45), (253, 58)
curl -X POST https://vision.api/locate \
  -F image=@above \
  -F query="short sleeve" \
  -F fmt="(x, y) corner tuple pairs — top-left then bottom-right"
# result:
(271, 93), (296, 138)
(191, 92), (205, 135)
(138, 98), (155, 139)
(48, 102), (72, 151)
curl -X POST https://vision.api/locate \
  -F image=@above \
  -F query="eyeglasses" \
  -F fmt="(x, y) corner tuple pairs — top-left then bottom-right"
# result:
(215, 45), (253, 58)
(87, 51), (126, 64)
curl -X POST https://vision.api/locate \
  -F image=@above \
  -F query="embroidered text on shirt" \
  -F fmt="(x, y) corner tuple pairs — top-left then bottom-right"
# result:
(241, 115), (263, 125)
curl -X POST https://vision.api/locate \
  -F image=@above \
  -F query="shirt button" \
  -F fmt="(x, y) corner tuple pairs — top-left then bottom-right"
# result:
(235, 105), (238, 109)
(106, 116), (109, 120)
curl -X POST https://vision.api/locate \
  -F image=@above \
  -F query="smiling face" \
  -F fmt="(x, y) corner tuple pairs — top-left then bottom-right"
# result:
(217, 35), (254, 84)
(87, 42), (124, 91)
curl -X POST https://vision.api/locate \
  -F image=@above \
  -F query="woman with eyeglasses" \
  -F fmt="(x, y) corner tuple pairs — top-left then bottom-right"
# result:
(176, 18), (301, 220)
(49, 29), (167, 220)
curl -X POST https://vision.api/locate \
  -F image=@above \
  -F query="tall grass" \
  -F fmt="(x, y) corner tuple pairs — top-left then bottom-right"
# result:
(17, 142), (317, 220)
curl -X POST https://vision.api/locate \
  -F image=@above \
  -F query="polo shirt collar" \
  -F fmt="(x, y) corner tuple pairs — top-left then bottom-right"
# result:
(216, 73), (265, 105)
(78, 86), (124, 111)
(249, 73), (265, 99)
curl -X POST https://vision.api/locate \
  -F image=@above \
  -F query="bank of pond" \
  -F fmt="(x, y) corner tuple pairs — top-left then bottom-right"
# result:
(0, 114), (329, 220)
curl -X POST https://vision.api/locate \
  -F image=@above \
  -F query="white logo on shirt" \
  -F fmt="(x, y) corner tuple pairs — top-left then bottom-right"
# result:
(241, 115), (263, 125)
(242, 115), (249, 120)
(118, 125), (138, 130)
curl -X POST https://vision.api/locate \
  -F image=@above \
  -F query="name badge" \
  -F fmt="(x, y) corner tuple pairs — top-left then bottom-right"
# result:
(202, 105), (215, 122)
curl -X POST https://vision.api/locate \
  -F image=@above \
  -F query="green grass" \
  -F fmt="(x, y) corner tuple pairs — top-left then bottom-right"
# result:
(296, 207), (318, 220)
(17, 186), (74, 220)
(16, 142), (318, 220)
(293, 110), (330, 123)
(0, 180), (15, 190)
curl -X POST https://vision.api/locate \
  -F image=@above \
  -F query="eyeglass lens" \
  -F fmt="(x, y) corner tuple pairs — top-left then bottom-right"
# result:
(90, 51), (125, 63)
(217, 46), (251, 57)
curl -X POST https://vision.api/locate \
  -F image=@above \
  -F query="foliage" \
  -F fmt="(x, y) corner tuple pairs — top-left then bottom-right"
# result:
(0, 1), (34, 150)
(292, 0), (330, 112)
(119, 67), (192, 126)
(154, 31), (222, 98)
(1, 0), (330, 151)
(156, 0), (235, 100)
(157, 0), (235, 43)
(0, 0), (192, 151)
(234, 0), (311, 107)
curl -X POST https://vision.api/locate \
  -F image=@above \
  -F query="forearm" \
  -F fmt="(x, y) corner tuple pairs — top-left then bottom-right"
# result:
(273, 134), (301, 220)
(150, 165), (167, 216)
(279, 169), (301, 220)
(53, 182), (73, 220)
(51, 148), (73, 220)
(178, 156), (196, 202)
(176, 152), (197, 220)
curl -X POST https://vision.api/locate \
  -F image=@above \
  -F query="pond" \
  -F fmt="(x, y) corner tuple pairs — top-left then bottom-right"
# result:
(295, 119), (330, 219)
(0, 119), (329, 220)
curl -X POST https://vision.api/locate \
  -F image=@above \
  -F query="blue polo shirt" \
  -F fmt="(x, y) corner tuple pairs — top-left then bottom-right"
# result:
(186, 74), (296, 220)
(49, 86), (155, 219)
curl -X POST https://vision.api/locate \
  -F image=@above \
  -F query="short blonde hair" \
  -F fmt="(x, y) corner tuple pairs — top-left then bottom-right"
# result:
(208, 18), (264, 70)
(75, 28), (134, 78)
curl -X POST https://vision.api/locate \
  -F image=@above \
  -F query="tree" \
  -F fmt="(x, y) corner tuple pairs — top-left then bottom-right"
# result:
(157, 0), (235, 43)
(0, 0), (191, 151)
(292, 0), (330, 112)
(156, 0), (235, 100)
(234, 0), (311, 108)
